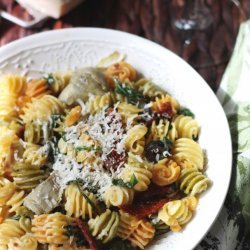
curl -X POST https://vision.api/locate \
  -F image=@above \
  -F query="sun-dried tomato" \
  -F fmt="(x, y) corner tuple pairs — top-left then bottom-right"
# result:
(75, 218), (100, 250)
(120, 199), (169, 219)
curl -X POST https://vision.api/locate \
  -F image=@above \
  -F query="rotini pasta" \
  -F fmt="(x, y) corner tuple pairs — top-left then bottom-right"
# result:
(105, 61), (137, 88)
(135, 78), (165, 98)
(172, 138), (204, 170)
(158, 196), (198, 232)
(125, 124), (148, 155)
(47, 72), (71, 95)
(117, 211), (155, 249)
(11, 162), (48, 190)
(152, 159), (180, 186)
(21, 95), (64, 123)
(25, 79), (51, 98)
(104, 185), (134, 207)
(88, 209), (119, 243)
(0, 219), (26, 249)
(179, 167), (210, 195)
(22, 143), (48, 167)
(32, 213), (72, 245)
(173, 114), (199, 139)
(118, 102), (142, 125)
(8, 234), (38, 250)
(65, 184), (97, 219)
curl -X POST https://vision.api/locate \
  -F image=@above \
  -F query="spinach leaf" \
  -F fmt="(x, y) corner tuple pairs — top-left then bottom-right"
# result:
(178, 108), (194, 117)
(65, 225), (87, 247)
(112, 174), (138, 189)
(114, 78), (149, 105)
(9, 215), (21, 221)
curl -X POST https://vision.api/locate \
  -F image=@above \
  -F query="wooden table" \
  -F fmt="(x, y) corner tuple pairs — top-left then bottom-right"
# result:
(0, 0), (250, 91)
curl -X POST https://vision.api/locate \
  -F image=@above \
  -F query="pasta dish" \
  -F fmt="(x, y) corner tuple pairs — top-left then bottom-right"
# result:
(0, 53), (210, 249)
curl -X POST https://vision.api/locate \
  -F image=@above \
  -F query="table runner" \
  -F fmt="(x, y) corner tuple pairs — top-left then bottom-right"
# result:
(197, 19), (250, 250)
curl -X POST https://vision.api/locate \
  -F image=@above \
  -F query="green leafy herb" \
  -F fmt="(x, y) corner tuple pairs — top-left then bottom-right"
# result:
(75, 145), (102, 152)
(9, 215), (21, 221)
(106, 238), (134, 250)
(61, 132), (67, 142)
(51, 114), (64, 128)
(44, 73), (55, 85)
(67, 179), (98, 212)
(114, 78), (149, 105)
(112, 174), (138, 189)
(178, 108), (194, 117)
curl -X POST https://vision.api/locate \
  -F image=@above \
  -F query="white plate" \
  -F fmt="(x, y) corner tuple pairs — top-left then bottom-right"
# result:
(0, 28), (232, 250)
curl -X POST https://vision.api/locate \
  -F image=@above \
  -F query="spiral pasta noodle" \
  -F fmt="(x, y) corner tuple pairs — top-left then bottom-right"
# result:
(85, 93), (112, 115)
(65, 184), (97, 219)
(8, 234), (38, 250)
(118, 102), (142, 125)
(6, 190), (26, 213)
(32, 212), (72, 245)
(179, 167), (210, 195)
(172, 138), (204, 170)
(105, 61), (137, 88)
(0, 75), (26, 121)
(24, 120), (52, 144)
(0, 219), (26, 249)
(158, 196), (198, 232)
(104, 185), (134, 207)
(21, 95), (64, 123)
(22, 143), (48, 167)
(11, 162), (48, 190)
(25, 79), (51, 98)
(152, 159), (180, 186)
(125, 124), (148, 155)
(117, 211), (155, 249)
(88, 209), (119, 243)
(0, 178), (16, 206)
(135, 78), (165, 98)
(173, 114), (199, 139)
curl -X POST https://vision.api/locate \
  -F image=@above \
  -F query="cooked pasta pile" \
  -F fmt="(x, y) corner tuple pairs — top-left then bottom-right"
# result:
(0, 55), (210, 250)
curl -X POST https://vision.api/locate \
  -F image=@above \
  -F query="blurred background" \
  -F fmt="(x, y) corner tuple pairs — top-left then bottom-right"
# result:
(0, 0), (250, 92)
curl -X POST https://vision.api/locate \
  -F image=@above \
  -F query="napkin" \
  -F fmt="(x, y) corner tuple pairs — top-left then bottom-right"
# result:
(196, 19), (250, 250)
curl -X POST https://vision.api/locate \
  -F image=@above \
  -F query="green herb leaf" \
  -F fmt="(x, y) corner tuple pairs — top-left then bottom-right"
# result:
(44, 73), (55, 85)
(51, 114), (64, 128)
(178, 108), (194, 117)
(192, 134), (199, 141)
(75, 146), (102, 152)
(112, 174), (138, 189)
(9, 215), (21, 221)
(114, 78), (149, 105)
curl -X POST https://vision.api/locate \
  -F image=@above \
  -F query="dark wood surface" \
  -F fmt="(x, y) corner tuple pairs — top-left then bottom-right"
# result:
(0, 0), (250, 92)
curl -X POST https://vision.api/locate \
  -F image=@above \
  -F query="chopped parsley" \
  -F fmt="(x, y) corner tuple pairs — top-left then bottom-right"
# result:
(114, 78), (149, 105)
(44, 73), (55, 85)
(106, 238), (134, 250)
(178, 108), (194, 117)
(112, 174), (138, 189)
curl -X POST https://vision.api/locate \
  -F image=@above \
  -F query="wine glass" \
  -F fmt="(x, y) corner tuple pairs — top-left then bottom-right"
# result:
(174, 0), (213, 51)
